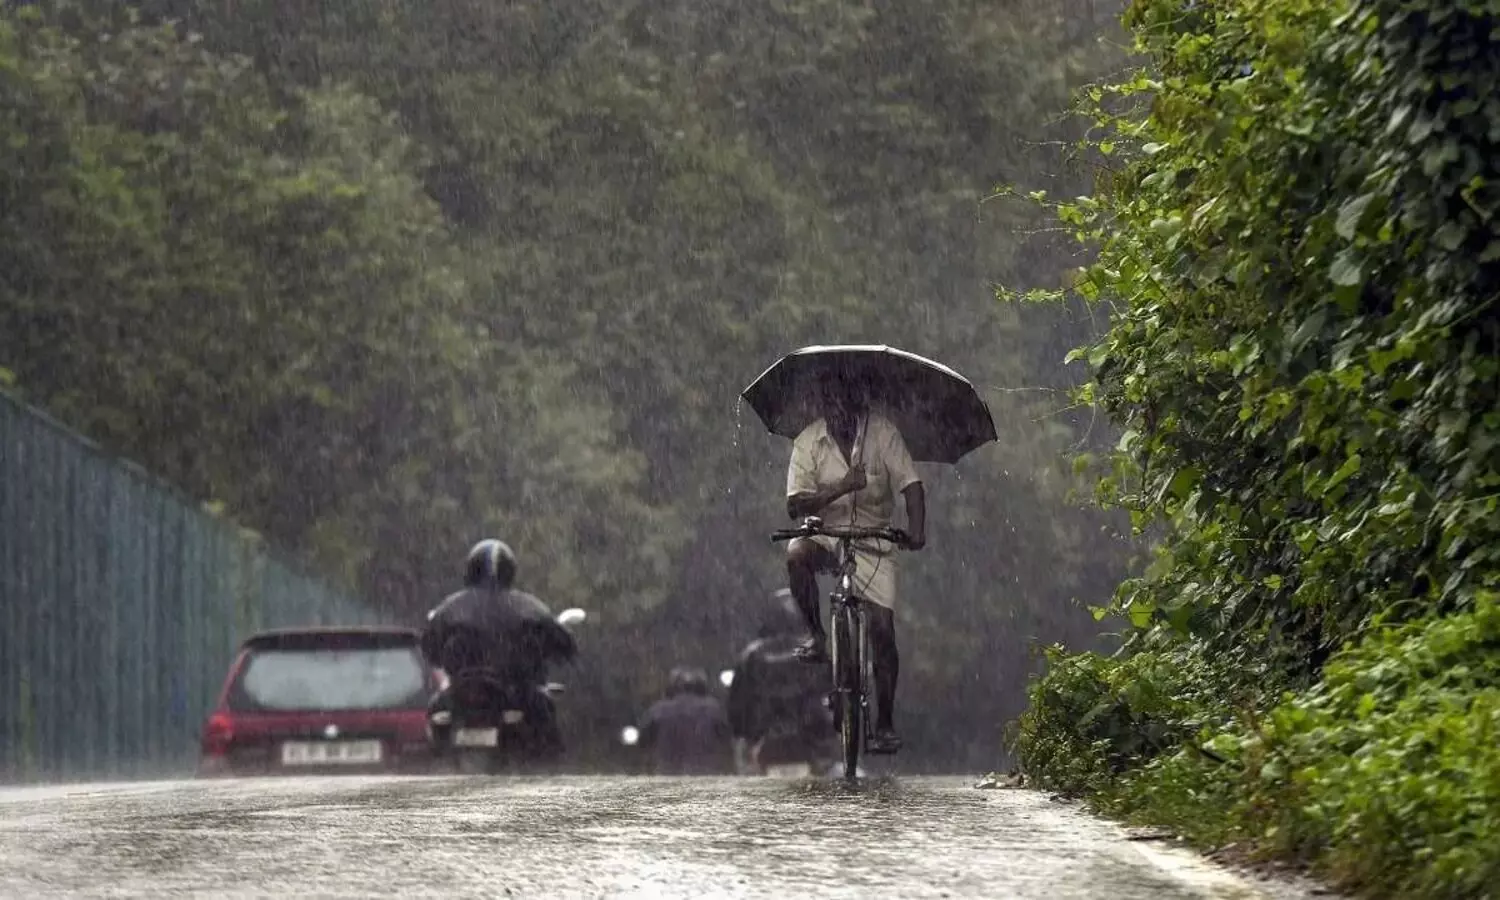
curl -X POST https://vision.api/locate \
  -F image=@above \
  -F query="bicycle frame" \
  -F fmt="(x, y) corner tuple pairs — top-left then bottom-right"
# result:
(770, 516), (905, 781)
(828, 538), (872, 780)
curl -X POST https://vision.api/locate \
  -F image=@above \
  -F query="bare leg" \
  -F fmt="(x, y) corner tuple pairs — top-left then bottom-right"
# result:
(786, 539), (833, 662)
(868, 605), (902, 751)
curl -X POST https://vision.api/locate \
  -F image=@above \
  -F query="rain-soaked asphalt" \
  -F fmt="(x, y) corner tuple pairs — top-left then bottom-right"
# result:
(0, 775), (1320, 898)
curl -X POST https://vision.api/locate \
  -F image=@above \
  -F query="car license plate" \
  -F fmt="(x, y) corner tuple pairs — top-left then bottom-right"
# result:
(453, 727), (499, 748)
(281, 740), (382, 766)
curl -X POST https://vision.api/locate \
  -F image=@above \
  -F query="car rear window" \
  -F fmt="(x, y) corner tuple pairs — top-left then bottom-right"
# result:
(231, 645), (429, 712)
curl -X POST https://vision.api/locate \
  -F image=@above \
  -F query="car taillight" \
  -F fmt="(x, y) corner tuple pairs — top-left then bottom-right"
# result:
(201, 712), (235, 756)
(432, 668), (450, 691)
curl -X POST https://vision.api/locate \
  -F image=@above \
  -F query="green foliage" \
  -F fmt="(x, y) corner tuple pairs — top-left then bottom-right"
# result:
(1014, 631), (1277, 796)
(1254, 596), (1500, 895)
(0, 4), (676, 625)
(1, 0), (1128, 768)
(1080, 600), (1500, 898)
(1018, 0), (1500, 665)
(1008, 0), (1500, 892)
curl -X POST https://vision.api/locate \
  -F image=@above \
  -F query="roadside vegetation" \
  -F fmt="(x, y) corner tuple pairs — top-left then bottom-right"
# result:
(1008, 0), (1500, 895)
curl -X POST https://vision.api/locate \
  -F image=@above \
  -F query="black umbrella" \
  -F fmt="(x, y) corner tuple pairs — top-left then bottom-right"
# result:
(740, 344), (998, 464)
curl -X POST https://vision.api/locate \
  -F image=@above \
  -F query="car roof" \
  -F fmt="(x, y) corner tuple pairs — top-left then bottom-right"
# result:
(240, 625), (421, 653)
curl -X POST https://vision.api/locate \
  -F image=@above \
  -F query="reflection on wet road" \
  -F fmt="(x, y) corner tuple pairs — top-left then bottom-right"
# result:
(0, 776), (1305, 898)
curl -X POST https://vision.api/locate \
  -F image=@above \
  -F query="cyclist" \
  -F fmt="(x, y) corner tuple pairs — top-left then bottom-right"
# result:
(784, 374), (925, 754)
(420, 539), (577, 754)
(726, 589), (836, 774)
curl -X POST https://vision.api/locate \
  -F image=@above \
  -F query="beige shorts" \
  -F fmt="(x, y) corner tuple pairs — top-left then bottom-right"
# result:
(793, 536), (901, 610)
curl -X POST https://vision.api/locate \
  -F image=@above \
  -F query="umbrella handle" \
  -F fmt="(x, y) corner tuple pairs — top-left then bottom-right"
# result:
(851, 411), (868, 467)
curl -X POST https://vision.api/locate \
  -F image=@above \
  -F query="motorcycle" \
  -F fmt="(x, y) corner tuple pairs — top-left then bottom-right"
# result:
(749, 727), (837, 778)
(720, 669), (839, 779)
(427, 607), (586, 774)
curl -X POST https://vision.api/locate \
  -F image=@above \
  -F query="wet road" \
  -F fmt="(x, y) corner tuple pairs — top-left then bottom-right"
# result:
(0, 776), (1314, 898)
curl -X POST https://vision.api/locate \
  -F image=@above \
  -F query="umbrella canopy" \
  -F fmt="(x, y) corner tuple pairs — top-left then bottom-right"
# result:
(740, 344), (997, 464)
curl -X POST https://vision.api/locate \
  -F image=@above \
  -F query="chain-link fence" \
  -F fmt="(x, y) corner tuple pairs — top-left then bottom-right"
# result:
(0, 392), (383, 782)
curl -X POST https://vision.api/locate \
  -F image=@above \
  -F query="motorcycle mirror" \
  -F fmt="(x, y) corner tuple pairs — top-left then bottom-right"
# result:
(556, 608), (587, 627)
(719, 669), (735, 688)
(620, 726), (640, 747)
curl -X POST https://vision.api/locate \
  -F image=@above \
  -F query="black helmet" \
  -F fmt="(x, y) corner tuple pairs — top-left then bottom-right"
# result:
(464, 539), (517, 590)
(757, 588), (803, 638)
(668, 666), (710, 696)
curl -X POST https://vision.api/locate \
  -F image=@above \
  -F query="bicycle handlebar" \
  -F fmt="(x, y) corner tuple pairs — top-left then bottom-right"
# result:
(770, 520), (909, 547)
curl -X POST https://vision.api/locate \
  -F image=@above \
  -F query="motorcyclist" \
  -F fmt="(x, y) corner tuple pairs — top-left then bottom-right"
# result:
(726, 589), (835, 774)
(636, 666), (734, 775)
(420, 539), (577, 757)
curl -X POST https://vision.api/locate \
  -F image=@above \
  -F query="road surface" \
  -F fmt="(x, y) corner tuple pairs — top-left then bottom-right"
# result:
(0, 775), (1318, 898)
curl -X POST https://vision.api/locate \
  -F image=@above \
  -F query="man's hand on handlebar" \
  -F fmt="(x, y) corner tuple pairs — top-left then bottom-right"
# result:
(770, 518), (919, 550)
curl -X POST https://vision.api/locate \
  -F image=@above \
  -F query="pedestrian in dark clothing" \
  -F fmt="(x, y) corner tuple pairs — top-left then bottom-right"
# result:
(638, 667), (733, 775)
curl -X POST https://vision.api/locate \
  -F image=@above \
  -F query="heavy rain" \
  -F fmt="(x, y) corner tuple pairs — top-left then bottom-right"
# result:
(0, 0), (1494, 896)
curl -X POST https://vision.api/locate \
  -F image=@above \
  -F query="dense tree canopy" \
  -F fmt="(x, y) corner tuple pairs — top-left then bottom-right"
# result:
(0, 0), (1127, 768)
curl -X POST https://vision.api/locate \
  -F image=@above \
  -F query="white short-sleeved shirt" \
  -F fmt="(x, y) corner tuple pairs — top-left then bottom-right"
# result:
(784, 409), (921, 608)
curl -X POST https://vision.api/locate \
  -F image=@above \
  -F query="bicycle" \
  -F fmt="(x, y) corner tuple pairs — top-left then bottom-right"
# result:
(770, 515), (909, 781)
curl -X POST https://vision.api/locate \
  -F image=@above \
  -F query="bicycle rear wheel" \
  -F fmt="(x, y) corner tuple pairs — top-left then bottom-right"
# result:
(831, 604), (861, 780)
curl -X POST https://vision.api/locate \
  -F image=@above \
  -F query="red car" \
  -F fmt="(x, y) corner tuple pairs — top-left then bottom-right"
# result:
(197, 626), (444, 776)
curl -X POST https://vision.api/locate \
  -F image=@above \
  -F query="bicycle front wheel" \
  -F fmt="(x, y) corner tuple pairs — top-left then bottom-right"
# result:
(831, 605), (861, 780)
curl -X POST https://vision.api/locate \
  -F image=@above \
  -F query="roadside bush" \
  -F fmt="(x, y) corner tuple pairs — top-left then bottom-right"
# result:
(1004, 0), (1500, 894)
(1014, 633), (1272, 796)
(1257, 595), (1500, 896)
(1101, 597), (1500, 897)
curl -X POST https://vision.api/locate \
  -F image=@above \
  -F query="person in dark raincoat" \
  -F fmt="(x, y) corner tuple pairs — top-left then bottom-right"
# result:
(637, 667), (734, 775)
(726, 590), (835, 774)
(421, 539), (577, 753)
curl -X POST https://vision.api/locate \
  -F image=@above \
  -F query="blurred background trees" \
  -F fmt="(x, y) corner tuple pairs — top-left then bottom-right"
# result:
(0, 0), (1128, 769)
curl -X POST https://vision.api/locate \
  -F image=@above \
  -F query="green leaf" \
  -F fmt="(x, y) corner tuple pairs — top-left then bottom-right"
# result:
(1290, 307), (1328, 352)
(1330, 250), (1363, 287)
(1335, 193), (1374, 240)
(1127, 602), (1155, 628)
(1433, 221), (1467, 251)
(1165, 602), (1194, 633)
(1166, 467), (1201, 501)
(1324, 453), (1363, 494)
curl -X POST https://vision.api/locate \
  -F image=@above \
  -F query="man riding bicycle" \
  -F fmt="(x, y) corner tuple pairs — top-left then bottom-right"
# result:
(784, 374), (925, 754)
